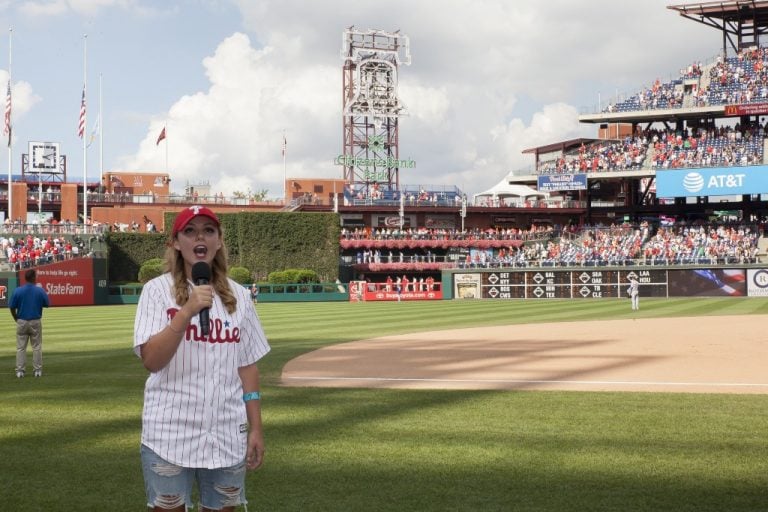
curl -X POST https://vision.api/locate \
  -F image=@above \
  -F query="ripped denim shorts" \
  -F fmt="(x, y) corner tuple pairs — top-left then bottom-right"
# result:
(140, 444), (248, 511)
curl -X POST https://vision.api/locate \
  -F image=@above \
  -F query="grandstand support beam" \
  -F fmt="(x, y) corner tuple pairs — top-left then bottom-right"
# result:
(341, 28), (410, 197)
(668, 1), (768, 55)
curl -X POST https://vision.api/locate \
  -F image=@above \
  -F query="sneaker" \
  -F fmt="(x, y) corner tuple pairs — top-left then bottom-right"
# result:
(15, 371), (24, 378)
(33, 370), (42, 378)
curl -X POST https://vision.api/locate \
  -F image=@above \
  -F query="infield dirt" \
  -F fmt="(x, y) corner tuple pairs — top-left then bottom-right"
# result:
(281, 315), (768, 394)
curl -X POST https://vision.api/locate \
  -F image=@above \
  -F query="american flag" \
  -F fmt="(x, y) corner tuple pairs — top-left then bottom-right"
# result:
(77, 87), (86, 138)
(3, 80), (10, 148)
(281, 134), (287, 157)
(156, 126), (166, 145)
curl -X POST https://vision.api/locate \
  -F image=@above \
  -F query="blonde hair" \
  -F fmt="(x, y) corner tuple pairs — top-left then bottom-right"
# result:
(164, 228), (237, 314)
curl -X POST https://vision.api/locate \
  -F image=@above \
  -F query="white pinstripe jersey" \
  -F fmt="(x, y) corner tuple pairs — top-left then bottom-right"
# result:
(133, 273), (270, 468)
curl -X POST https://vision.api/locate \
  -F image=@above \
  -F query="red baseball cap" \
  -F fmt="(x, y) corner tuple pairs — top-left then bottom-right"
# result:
(171, 205), (220, 237)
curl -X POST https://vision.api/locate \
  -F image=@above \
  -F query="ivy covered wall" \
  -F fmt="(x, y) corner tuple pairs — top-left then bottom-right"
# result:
(106, 211), (340, 283)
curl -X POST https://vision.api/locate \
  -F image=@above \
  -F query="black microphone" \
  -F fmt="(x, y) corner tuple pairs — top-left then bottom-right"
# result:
(191, 261), (211, 336)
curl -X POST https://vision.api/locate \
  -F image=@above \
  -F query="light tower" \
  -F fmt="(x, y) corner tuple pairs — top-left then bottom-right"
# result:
(341, 27), (411, 197)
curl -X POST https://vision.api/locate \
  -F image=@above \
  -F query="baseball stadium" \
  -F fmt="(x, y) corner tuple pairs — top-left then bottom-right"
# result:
(3, 1), (768, 511)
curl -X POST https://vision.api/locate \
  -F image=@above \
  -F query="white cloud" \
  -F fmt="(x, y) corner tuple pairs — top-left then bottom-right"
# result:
(3, 73), (39, 119)
(0, 70), (42, 147)
(117, 0), (722, 197)
(399, 84), (450, 125)
(17, 0), (69, 17)
(17, 0), (163, 17)
(493, 103), (591, 173)
(119, 31), (341, 196)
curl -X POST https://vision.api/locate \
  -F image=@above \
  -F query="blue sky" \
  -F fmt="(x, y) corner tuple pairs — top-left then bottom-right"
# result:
(0, 0), (721, 198)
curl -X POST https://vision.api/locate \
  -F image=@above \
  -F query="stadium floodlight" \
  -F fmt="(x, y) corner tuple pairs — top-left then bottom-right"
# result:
(341, 28), (411, 196)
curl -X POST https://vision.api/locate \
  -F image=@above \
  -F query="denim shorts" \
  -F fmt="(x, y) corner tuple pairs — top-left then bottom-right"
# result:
(140, 444), (248, 511)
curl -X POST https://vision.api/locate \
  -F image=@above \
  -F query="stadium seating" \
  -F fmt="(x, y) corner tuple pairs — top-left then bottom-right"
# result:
(538, 137), (650, 174)
(604, 48), (768, 113)
(650, 126), (764, 169)
(343, 184), (465, 207)
(345, 223), (761, 269)
(538, 125), (765, 175)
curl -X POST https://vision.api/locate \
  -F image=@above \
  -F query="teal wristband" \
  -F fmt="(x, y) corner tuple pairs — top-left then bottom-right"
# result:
(243, 391), (261, 402)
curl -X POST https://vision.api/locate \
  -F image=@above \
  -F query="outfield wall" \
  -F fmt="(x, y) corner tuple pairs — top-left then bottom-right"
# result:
(4, 262), (767, 306)
(0, 258), (109, 307)
(108, 282), (350, 304)
(441, 267), (768, 300)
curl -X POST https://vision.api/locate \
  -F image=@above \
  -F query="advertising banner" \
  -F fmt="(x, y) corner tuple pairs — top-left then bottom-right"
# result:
(348, 280), (443, 301)
(454, 273), (481, 299)
(724, 103), (768, 116)
(747, 269), (768, 296)
(365, 286), (443, 301)
(424, 215), (456, 229)
(28, 258), (99, 306)
(374, 215), (415, 228)
(0, 278), (8, 307)
(665, 269), (745, 297)
(655, 165), (768, 197)
(341, 213), (366, 227)
(348, 280), (365, 302)
(537, 173), (587, 192)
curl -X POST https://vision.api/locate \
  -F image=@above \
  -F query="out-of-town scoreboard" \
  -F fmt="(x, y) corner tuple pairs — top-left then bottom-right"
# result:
(461, 269), (671, 299)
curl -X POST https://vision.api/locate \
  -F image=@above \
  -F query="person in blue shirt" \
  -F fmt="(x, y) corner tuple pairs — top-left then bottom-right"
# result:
(10, 269), (50, 378)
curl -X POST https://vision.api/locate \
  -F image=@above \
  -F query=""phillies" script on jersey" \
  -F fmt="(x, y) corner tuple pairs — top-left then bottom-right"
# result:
(167, 307), (241, 343)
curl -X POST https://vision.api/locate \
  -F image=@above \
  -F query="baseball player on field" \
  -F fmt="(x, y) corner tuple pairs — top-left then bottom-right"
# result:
(627, 274), (640, 311)
(134, 205), (270, 512)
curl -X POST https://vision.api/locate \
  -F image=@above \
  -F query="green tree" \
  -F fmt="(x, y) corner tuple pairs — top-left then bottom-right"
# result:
(138, 258), (165, 283)
(228, 266), (251, 284)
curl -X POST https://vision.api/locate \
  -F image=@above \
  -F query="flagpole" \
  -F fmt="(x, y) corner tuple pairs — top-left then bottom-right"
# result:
(82, 34), (87, 230)
(282, 130), (286, 203)
(165, 122), (168, 176)
(99, 73), (103, 196)
(7, 27), (11, 225)
(37, 147), (41, 221)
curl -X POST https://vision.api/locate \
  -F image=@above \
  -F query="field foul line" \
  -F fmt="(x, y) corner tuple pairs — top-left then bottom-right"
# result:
(284, 376), (768, 388)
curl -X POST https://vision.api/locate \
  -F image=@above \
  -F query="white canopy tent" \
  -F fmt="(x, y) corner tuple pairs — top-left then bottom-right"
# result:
(472, 177), (549, 206)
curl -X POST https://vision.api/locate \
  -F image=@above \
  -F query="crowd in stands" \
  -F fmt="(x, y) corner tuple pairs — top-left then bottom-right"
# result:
(538, 138), (649, 174)
(606, 47), (768, 113)
(649, 125), (764, 169)
(538, 124), (766, 175)
(706, 48), (768, 106)
(0, 216), (165, 235)
(1, 218), (108, 236)
(341, 225), (558, 242)
(343, 183), (466, 207)
(605, 62), (699, 113)
(454, 223), (761, 268)
(344, 222), (761, 269)
(0, 233), (87, 270)
(641, 224), (759, 265)
(457, 224), (645, 267)
(681, 61), (704, 80)
(357, 249), (439, 265)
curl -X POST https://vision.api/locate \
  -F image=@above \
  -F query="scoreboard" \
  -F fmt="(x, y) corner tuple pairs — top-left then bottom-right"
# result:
(475, 269), (669, 299)
(568, 270), (621, 299)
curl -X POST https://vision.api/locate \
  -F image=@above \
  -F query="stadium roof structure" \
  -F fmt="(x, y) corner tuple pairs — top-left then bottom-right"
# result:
(579, 104), (727, 125)
(473, 176), (548, 203)
(521, 138), (597, 156)
(668, 1), (768, 54)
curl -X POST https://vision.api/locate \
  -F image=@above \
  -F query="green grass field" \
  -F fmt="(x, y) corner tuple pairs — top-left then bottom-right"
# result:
(1, 298), (767, 511)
